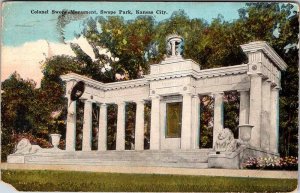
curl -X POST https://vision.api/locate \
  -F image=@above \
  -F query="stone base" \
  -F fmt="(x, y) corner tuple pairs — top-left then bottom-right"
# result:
(7, 147), (279, 169)
(208, 149), (243, 169)
(7, 155), (25, 163)
(7, 149), (211, 168)
(7, 148), (64, 164)
(208, 146), (280, 169)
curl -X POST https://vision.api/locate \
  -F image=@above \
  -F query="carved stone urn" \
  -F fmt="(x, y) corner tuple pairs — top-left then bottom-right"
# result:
(238, 124), (254, 145)
(50, 134), (61, 149)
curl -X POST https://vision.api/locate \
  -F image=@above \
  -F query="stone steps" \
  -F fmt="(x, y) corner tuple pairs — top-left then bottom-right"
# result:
(23, 149), (211, 168)
(26, 153), (210, 162)
(25, 159), (209, 168)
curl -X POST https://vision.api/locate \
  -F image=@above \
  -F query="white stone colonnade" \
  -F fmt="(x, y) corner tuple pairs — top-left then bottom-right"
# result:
(62, 41), (287, 154)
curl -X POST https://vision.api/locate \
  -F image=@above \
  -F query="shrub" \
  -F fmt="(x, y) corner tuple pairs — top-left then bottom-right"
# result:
(280, 156), (298, 170)
(243, 157), (260, 169)
(242, 156), (298, 170)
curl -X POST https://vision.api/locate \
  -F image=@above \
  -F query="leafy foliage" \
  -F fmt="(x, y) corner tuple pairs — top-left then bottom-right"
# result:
(83, 16), (156, 79)
(224, 91), (240, 139)
(2, 73), (37, 133)
(199, 95), (214, 148)
(125, 103), (136, 150)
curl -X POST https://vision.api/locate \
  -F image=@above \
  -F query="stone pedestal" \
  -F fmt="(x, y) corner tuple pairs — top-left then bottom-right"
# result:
(116, 102), (126, 150)
(98, 104), (107, 151)
(208, 151), (241, 169)
(7, 155), (25, 163)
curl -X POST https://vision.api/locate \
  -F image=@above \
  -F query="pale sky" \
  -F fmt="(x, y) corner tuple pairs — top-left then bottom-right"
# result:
(1, 1), (249, 87)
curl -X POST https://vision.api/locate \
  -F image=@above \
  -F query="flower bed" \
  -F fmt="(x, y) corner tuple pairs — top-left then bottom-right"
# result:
(242, 156), (298, 170)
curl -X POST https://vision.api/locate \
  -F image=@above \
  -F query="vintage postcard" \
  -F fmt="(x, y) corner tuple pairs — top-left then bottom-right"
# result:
(0, 1), (298, 192)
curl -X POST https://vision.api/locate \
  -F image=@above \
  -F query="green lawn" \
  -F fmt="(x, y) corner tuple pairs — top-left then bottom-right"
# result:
(1, 169), (297, 192)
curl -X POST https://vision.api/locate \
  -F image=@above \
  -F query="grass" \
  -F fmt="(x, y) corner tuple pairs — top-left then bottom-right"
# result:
(1, 169), (297, 192)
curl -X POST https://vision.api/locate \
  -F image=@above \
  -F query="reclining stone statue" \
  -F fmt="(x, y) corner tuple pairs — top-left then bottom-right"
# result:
(14, 138), (42, 154)
(13, 138), (62, 154)
(214, 128), (237, 152)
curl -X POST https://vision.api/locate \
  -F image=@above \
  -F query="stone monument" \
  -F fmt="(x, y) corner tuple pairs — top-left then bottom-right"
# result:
(7, 35), (287, 169)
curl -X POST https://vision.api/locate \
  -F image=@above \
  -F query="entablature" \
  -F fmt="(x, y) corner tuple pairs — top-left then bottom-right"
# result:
(61, 73), (149, 91)
(241, 41), (287, 71)
(196, 64), (248, 79)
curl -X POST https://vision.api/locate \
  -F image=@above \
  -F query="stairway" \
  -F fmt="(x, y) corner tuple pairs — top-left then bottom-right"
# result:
(23, 149), (212, 168)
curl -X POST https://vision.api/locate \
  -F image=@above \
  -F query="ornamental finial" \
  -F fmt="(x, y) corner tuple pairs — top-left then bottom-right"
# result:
(166, 34), (184, 57)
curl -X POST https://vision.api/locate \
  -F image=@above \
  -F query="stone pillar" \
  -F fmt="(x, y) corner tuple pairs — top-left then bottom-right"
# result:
(116, 102), (126, 150)
(150, 95), (160, 150)
(192, 95), (200, 149)
(82, 100), (93, 151)
(181, 93), (193, 149)
(66, 99), (76, 151)
(213, 92), (224, 148)
(238, 90), (250, 125)
(249, 74), (262, 148)
(171, 41), (176, 56)
(135, 100), (145, 150)
(238, 89), (250, 139)
(270, 87), (280, 153)
(98, 103), (107, 151)
(261, 80), (271, 151)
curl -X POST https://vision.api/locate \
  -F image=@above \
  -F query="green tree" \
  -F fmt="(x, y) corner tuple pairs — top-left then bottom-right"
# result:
(1, 72), (37, 133)
(1, 72), (51, 161)
(83, 16), (156, 79)
(277, 12), (299, 156)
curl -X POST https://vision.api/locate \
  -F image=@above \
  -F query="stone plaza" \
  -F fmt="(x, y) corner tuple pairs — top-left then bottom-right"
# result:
(7, 35), (287, 169)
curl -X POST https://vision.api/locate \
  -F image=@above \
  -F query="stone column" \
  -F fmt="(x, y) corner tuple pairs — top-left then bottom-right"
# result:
(238, 89), (250, 140)
(192, 95), (200, 149)
(135, 100), (145, 150)
(238, 90), (250, 125)
(82, 100), (93, 151)
(249, 74), (262, 148)
(261, 80), (271, 151)
(181, 93), (193, 149)
(160, 101), (166, 147)
(98, 103), (107, 151)
(270, 87), (280, 153)
(150, 95), (160, 150)
(116, 102), (126, 150)
(213, 92), (224, 148)
(66, 99), (76, 151)
(171, 41), (176, 56)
